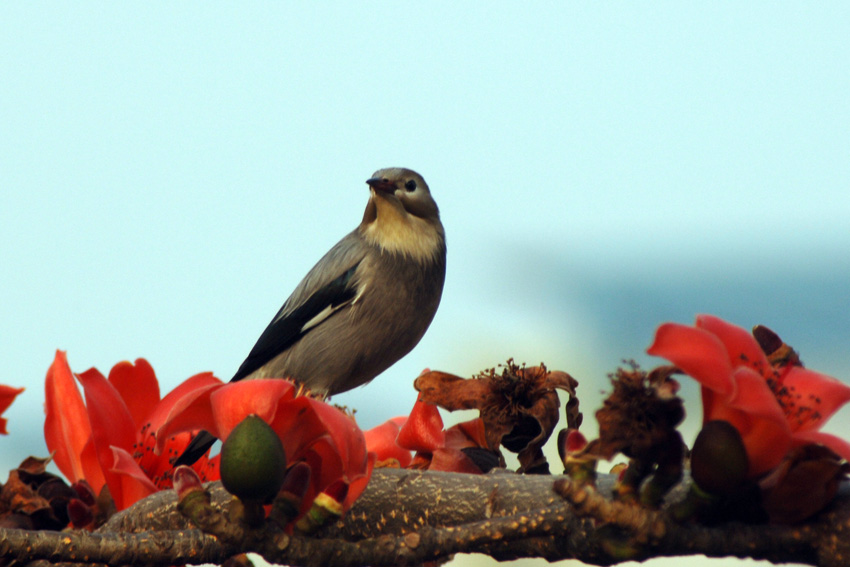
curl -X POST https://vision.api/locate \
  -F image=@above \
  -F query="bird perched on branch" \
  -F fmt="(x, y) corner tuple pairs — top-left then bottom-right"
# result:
(175, 167), (446, 466)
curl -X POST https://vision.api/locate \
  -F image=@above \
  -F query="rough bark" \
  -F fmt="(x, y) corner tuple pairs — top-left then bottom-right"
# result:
(3, 469), (849, 567)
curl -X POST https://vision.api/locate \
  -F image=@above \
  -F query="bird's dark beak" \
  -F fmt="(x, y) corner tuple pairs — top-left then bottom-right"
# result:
(366, 177), (397, 193)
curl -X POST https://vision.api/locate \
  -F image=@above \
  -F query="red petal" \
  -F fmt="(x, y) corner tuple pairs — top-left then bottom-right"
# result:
(156, 379), (295, 456)
(397, 400), (445, 452)
(143, 372), (222, 476)
(363, 418), (412, 467)
(780, 366), (850, 433)
(696, 314), (771, 376)
(429, 448), (483, 474)
(344, 453), (376, 511)
(76, 367), (140, 509)
(268, 397), (369, 515)
(444, 418), (488, 450)
(289, 433), (357, 517)
(195, 453), (221, 482)
(79, 436), (107, 492)
(299, 434), (346, 502)
(792, 431), (850, 462)
(155, 382), (224, 453)
(109, 446), (159, 509)
(723, 368), (787, 423)
(77, 368), (137, 449)
(310, 400), (368, 472)
(108, 359), (160, 432)
(647, 323), (735, 397)
(563, 429), (588, 453)
(147, 372), (221, 433)
(271, 398), (368, 478)
(0, 383), (24, 435)
(709, 368), (792, 476)
(209, 379), (297, 441)
(44, 351), (94, 485)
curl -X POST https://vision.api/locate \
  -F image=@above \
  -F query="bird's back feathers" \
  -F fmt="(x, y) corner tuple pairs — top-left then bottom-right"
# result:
(231, 254), (363, 382)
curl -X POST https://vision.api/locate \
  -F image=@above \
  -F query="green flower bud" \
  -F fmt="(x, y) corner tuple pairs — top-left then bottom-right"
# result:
(220, 415), (287, 502)
(691, 420), (749, 496)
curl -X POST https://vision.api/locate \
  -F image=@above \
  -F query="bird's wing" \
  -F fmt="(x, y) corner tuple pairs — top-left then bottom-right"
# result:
(231, 232), (368, 382)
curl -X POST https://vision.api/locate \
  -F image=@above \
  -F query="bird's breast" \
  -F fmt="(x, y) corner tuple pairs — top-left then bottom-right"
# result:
(360, 213), (445, 264)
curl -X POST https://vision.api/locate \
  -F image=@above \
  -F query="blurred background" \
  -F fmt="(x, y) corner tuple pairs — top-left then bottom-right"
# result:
(2, 4), (848, 566)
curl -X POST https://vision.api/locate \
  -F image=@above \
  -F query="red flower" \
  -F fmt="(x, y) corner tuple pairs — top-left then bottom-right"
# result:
(44, 351), (220, 511)
(156, 379), (373, 517)
(0, 383), (24, 435)
(363, 417), (412, 468)
(394, 399), (492, 474)
(647, 315), (850, 477)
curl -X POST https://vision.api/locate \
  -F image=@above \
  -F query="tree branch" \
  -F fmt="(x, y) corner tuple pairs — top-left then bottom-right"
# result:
(4, 469), (850, 566)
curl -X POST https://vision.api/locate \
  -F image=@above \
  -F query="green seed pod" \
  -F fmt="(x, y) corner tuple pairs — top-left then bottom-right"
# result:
(220, 415), (287, 502)
(691, 420), (749, 496)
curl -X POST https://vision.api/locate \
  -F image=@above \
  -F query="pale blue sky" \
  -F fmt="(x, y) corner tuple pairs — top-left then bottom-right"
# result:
(2, 5), (849, 566)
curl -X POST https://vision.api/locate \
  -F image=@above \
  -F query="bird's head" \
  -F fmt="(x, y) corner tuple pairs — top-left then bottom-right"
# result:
(361, 168), (445, 262)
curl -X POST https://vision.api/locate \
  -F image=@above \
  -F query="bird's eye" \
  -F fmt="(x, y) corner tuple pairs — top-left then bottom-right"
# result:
(404, 180), (417, 192)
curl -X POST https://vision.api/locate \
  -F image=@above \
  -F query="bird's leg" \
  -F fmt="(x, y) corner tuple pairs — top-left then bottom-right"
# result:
(293, 381), (328, 401)
(295, 382), (308, 397)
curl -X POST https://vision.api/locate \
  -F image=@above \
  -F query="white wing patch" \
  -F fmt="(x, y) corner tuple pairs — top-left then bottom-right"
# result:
(300, 278), (366, 332)
(351, 278), (367, 305)
(300, 304), (336, 333)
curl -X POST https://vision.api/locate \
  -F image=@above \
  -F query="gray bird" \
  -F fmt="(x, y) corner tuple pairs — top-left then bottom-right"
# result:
(175, 167), (446, 466)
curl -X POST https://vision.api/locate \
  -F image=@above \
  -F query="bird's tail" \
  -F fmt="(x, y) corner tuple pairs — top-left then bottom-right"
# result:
(174, 430), (217, 467)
